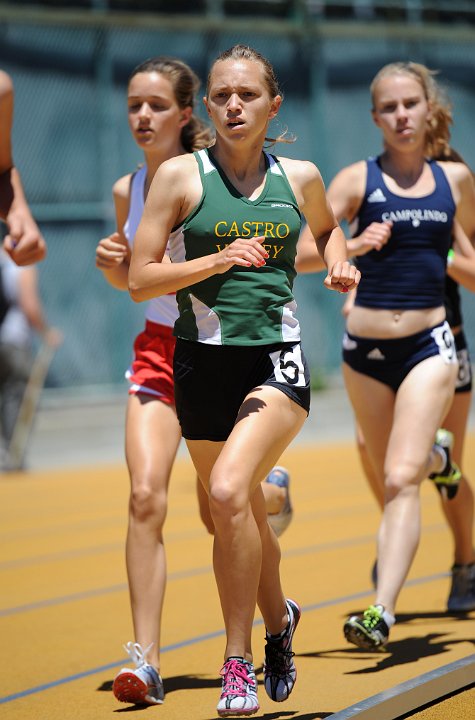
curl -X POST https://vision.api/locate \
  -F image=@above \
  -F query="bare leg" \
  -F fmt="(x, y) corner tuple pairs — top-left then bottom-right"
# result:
(262, 481), (287, 514)
(354, 390), (474, 593)
(355, 422), (385, 511)
(187, 386), (306, 663)
(357, 391), (474, 564)
(196, 474), (214, 534)
(197, 471), (289, 534)
(125, 394), (181, 670)
(344, 355), (457, 616)
(438, 391), (475, 565)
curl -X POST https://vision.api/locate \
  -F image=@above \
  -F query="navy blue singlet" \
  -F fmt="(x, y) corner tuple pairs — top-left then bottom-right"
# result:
(445, 275), (462, 328)
(354, 157), (456, 310)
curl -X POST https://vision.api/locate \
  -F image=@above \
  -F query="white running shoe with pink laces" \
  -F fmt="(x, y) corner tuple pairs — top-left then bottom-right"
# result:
(217, 657), (259, 717)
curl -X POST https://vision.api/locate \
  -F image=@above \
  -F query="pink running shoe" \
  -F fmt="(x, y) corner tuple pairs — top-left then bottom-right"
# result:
(217, 657), (259, 717)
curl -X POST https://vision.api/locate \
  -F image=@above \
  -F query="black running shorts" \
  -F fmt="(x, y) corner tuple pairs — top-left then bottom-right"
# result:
(454, 330), (472, 394)
(342, 320), (457, 393)
(173, 339), (311, 441)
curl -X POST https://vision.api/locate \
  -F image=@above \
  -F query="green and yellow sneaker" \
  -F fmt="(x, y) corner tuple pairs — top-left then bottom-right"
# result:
(344, 605), (390, 651)
(429, 429), (461, 500)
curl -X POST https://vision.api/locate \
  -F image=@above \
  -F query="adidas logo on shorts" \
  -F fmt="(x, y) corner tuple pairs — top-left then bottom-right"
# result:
(367, 188), (387, 203)
(343, 333), (358, 350)
(366, 347), (385, 360)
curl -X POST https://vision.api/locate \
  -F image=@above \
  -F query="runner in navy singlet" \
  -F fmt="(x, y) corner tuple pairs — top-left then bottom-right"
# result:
(296, 61), (475, 648)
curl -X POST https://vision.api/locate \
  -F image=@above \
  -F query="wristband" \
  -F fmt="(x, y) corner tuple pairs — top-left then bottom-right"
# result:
(447, 248), (455, 267)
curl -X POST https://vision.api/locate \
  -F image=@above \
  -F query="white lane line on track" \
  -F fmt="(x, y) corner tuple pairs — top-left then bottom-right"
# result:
(328, 653), (475, 720)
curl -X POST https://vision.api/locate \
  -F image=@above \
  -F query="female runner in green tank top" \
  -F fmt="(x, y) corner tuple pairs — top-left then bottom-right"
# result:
(130, 45), (359, 717)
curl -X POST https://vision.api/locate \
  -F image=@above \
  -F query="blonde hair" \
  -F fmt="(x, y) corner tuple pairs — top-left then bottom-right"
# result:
(206, 45), (295, 147)
(129, 56), (214, 152)
(370, 61), (453, 160)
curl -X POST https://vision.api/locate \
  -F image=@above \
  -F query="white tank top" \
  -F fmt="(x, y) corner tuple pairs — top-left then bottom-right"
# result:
(123, 164), (179, 328)
(0, 251), (31, 347)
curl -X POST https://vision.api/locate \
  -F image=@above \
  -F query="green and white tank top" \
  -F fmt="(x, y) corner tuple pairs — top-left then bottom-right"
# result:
(168, 148), (302, 346)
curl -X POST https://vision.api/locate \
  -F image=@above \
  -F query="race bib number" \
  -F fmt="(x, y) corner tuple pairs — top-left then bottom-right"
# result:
(269, 344), (306, 387)
(431, 322), (456, 365)
(456, 348), (472, 389)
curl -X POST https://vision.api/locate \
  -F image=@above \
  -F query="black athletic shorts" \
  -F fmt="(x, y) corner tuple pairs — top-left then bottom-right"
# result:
(454, 330), (472, 394)
(173, 339), (311, 441)
(342, 320), (457, 393)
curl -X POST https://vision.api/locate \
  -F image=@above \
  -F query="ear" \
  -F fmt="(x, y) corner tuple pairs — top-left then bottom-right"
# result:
(268, 94), (282, 121)
(179, 106), (193, 128)
(426, 100), (433, 124)
(203, 96), (211, 118)
(371, 108), (380, 129)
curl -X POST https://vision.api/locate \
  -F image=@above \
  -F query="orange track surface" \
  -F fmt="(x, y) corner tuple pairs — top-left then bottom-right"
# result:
(1, 439), (474, 719)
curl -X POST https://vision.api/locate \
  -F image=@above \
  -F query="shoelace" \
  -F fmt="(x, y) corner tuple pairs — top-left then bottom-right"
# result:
(265, 639), (294, 673)
(220, 659), (252, 698)
(453, 566), (474, 596)
(123, 641), (154, 669)
(362, 606), (383, 629)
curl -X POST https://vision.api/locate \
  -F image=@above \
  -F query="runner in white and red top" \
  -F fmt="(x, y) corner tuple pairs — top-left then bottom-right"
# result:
(123, 162), (180, 403)
(95, 56), (214, 708)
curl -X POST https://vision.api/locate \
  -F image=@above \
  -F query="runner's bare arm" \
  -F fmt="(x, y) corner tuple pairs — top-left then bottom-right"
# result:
(0, 71), (46, 265)
(285, 159), (360, 292)
(129, 156), (268, 301)
(447, 219), (475, 292)
(96, 174), (131, 289)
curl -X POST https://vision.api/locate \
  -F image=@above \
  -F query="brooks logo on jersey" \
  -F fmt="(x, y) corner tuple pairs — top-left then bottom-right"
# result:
(381, 209), (448, 227)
